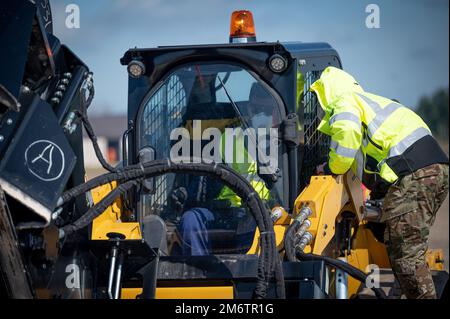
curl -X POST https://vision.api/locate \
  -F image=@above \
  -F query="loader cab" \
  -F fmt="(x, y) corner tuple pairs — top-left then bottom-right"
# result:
(120, 40), (341, 255)
(110, 14), (342, 298)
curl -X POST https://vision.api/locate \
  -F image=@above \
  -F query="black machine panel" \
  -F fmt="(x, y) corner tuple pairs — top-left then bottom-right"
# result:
(0, 95), (76, 226)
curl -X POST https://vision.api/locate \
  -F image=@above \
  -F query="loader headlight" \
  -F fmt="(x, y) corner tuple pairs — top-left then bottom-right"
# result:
(269, 54), (287, 73)
(127, 60), (146, 78)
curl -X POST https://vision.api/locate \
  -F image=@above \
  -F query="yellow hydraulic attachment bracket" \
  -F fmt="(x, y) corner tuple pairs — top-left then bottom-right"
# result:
(292, 172), (390, 297)
(427, 249), (445, 271)
(90, 182), (142, 240)
(293, 175), (348, 255)
(247, 206), (291, 255)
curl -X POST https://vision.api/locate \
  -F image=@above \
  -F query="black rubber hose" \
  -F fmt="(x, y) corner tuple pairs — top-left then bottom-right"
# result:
(61, 180), (138, 237)
(59, 160), (281, 297)
(75, 86), (116, 173)
(284, 219), (300, 262)
(60, 160), (285, 299)
(58, 161), (164, 206)
(296, 250), (387, 299)
(81, 114), (116, 172)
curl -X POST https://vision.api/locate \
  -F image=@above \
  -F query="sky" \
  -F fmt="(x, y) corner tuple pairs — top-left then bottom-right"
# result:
(50, 0), (449, 115)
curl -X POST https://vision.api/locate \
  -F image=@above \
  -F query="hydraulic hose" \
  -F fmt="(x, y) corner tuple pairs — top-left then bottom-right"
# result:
(284, 218), (300, 262)
(58, 161), (165, 206)
(60, 180), (138, 238)
(284, 206), (312, 261)
(296, 251), (387, 299)
(75, 84), (116, 173)
(80, 113), (116, 172)
(59, 160), (285, 299)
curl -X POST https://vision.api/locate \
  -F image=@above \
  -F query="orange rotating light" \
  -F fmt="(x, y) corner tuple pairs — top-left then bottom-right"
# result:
(229, 10), (256, 43)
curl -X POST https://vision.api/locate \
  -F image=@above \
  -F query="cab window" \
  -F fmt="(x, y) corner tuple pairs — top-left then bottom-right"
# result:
(138, 62), (285, 256)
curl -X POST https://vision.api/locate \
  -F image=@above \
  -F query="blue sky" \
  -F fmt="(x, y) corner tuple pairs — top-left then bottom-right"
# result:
(51, 0), (449, 115)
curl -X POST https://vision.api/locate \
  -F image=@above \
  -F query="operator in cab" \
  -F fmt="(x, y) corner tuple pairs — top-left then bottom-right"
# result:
(313, 66), (449, 299)
(176, 83), (275, 256)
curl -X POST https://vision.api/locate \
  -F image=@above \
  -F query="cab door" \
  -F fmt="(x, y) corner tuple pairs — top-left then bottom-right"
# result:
(134, 61), (287, 257)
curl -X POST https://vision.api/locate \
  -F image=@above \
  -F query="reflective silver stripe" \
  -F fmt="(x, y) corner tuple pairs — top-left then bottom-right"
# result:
(367, 103), (402, 136)
(357, 93), (382, 113)
(329, 112), (361, 128)
(362, 135), (369, 148)
(355, 148), (364, 180)
(330, 140), (359, 158)
(358, 94), (406, 142)
(387, 127), (431, 158)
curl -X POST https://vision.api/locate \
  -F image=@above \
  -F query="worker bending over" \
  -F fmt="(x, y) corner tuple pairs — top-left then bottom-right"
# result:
(313, 67), (449, 299)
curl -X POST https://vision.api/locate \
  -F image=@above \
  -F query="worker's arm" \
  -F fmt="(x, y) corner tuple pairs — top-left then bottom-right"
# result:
(325, 101), (362, 175)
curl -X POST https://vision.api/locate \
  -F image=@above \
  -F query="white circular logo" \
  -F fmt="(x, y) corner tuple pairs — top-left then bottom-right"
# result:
(25, 140), (65, 182)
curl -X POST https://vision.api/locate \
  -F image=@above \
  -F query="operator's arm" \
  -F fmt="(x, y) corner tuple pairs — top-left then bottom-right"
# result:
(324, 101), (362, 175)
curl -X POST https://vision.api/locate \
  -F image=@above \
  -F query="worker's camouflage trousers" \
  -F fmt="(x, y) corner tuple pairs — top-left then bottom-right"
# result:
(383, 163), (449, 299)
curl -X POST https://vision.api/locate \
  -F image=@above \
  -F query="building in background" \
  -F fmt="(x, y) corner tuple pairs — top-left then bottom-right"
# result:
(83, 114), (127, 171)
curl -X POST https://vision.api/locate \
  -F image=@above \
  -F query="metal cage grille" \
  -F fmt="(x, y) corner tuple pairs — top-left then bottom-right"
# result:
(141, 75), (186, 214)
(300, 70), (330, 186)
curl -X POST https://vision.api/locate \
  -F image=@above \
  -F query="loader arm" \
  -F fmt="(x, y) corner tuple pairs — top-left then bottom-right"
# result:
(292, 172), (390, 297)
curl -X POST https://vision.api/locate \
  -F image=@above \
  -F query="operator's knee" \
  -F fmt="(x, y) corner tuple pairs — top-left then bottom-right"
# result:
(180, 209), (203, 232)
(179, 208), (214, 256)
(180, 208), (214, 231)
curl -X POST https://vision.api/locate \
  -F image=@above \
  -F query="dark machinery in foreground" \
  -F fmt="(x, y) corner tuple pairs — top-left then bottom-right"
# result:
(1, 1), (447, 299)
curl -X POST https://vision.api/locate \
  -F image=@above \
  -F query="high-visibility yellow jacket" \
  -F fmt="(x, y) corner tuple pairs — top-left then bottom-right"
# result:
(311, 66), (447, 186)
(217, 129), (270, 206)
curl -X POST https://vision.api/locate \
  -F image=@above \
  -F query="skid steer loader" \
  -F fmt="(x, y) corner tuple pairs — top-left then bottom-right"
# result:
(0, 2), (447, 299)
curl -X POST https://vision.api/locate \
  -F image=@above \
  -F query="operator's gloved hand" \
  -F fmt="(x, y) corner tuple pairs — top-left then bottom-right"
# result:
(170, 187), (188, 214)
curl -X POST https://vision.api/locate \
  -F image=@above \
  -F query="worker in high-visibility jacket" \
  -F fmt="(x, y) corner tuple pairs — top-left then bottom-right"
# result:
(218, 82), (273, 208)
(178, 83), (273, 256)
(312, 66), (449, 299)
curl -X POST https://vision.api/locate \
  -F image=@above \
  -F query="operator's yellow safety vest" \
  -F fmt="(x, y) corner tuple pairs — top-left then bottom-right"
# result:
(296, 71), (305, 131)
(311, 66), (432, 184)
(217, 129), (270, 206)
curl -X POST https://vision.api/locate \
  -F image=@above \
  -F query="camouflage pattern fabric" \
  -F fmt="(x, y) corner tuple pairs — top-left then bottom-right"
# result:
(383, 163), (449, 299)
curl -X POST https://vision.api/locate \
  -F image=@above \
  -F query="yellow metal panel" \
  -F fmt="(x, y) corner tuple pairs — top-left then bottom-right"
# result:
(246, 206), (291, 254)
(346, 225), (390, 297)
(352, 225), (390, 268)
(426, 249), (444, 271)
(91, 220), (142, 240)
(346, 248), (370, 296)
(90, 182), (142, 240)
(312, 177), (348, 254)
(246, 224), (288, 254)
(293, 176), (336, 218)
(292, 175), (349, 255)
(273, 206), (291, 225)
(292, 174), (392, 298)
(121, 286), (233, 299)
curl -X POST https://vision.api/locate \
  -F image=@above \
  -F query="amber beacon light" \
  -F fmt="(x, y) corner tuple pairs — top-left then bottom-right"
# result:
(229, 10), (256, 43)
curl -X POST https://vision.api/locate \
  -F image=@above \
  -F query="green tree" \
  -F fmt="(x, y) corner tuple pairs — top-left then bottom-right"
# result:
(416, 88), (449, 140)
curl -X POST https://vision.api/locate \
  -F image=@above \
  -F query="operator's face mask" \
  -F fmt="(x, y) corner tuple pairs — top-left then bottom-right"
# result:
(251, 112), (271, 128)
